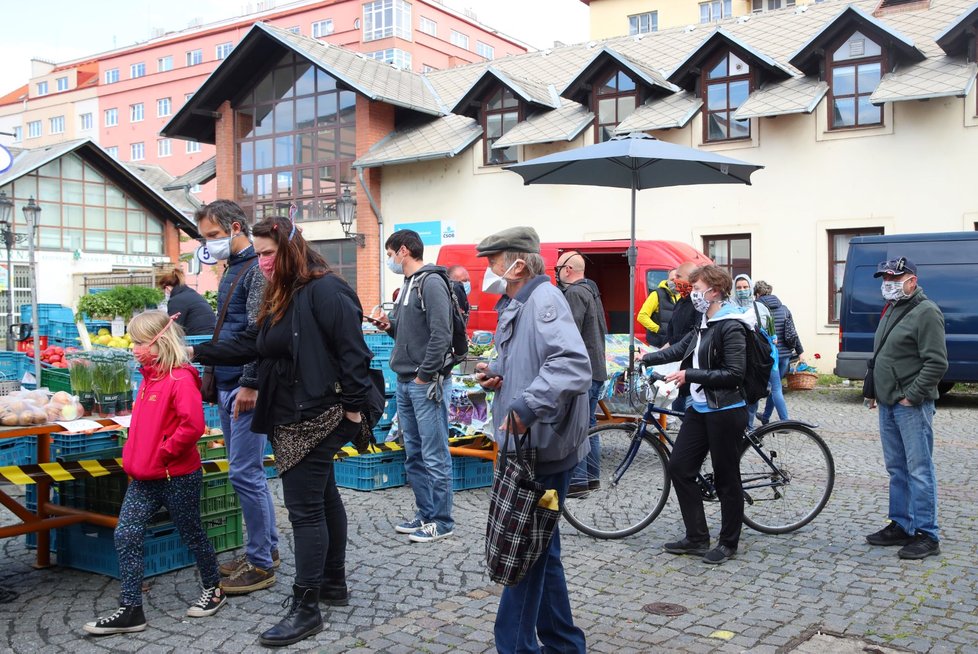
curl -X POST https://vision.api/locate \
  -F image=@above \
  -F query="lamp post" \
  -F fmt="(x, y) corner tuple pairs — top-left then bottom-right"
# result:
(0, 191), (14, 351)
(22, 198), (41, 384)
(335, 187), (364, 248)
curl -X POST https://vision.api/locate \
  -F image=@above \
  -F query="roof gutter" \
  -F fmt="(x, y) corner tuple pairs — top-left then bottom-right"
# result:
(357, 166), (386, 303)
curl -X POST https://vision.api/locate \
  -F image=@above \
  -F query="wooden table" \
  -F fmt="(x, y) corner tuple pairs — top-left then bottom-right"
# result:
(0, 418), (122, 568)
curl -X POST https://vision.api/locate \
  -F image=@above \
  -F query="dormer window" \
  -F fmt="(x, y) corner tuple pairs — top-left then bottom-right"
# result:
(483, 87), (521, 165)
(828, 31), (884, 129)
(594, 68), (638, 142)
(702, 51), (752, 142)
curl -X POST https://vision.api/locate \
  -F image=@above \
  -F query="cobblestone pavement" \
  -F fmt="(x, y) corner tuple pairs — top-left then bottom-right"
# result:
(2, 388), (978, 653)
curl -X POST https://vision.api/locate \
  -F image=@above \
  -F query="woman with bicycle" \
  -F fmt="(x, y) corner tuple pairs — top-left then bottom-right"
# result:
(641, 265), (752, 564)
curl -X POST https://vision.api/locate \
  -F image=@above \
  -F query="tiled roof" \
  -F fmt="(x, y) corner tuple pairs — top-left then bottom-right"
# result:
(163, 157), (216, 190)
(735, 77), (828, 119)
(935, 1), (978, 54)
(353, 114), (482, 168)
(668, 27), (794, 88)
(125, 163), (200, 215)
(872, 56), (978, 101)
(493, 103), (594, 148)
(615, 91), (703, 132)
(449, 67), (560, 114)
(0, 84), (28, 106)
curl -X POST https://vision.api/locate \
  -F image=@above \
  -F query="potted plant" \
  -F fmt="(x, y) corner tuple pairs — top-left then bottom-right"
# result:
(68, 353), (95, 415)
(91, 351), (128, 416)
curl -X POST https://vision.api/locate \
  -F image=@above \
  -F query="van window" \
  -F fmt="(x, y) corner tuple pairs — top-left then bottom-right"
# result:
(646, 269), (669, 291)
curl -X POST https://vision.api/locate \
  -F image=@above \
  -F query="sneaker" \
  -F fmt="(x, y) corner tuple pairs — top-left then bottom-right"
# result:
(702, 544), (737, 564)
(186, 586), (227, 617)
(83, 605), (147, 635)
(898, 533), (940, 560)
(663, 537), (710, 556)
(866, 521), (913, 546)
(220, 562), (276, 595)
(219, 549), (280, 577)
(394, 518), (425, 534)
(408, 522), (454, 543)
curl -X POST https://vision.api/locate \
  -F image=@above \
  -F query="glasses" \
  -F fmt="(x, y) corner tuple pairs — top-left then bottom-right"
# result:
(554, 264), (569, 277)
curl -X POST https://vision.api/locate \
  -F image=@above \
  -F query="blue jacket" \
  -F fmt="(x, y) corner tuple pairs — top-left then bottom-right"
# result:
(215, 246), (260, 390)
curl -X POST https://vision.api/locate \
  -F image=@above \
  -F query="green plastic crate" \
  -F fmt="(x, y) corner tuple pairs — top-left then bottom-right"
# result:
(40, 366), (72, 394)
(202, 509), (243, 553)
(197, 433), (227, 461)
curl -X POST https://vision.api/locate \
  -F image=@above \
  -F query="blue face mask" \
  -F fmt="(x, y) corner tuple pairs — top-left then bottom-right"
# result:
(735, 289), (753, 306)
(461, 281), (471, 295)
(387, 253), (404, 275)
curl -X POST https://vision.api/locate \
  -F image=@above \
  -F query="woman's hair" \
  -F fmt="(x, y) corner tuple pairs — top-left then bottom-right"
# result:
(127, 310), (189, 375)
(252, 216), (331, 324)
(754, 280), (773, 296)
(690, 265), (733, 300)
(157, 267), (185, 288)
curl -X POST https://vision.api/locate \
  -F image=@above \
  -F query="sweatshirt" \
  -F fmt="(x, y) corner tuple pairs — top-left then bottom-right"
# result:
(388, 263), (455, 382)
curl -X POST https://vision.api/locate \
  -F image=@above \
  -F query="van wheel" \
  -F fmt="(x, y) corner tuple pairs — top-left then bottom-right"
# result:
(937, 382), (955, 398)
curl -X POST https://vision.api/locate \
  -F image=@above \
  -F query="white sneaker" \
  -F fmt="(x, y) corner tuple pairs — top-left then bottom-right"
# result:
(408, 522), (453, 543)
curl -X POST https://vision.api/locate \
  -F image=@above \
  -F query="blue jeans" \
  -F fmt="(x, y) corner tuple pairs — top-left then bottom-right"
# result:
(396, 379), (454, 532)
(494, 468), (586, 654)
(571, 380), (603, 483)
(878, 400), (939, 540)
(219, 387), (280, 570)
(760, 357), (790, 423)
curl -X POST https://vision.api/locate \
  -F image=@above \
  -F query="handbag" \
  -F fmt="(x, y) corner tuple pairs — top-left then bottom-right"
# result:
(485, 412), (561, 586)
(863, 295), (923, 400)
(201, 262), (255, 403)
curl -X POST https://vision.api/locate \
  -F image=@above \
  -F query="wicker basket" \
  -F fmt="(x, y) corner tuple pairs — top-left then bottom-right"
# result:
(786, 371), (819, 391)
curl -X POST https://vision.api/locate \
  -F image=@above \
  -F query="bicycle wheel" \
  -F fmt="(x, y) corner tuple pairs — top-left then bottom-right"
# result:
(562, 423), (671, 539)
(740, 423), (835, 534)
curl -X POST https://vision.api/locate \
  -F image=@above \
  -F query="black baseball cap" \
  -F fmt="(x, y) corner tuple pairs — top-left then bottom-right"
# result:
(874, 257), (917, 278)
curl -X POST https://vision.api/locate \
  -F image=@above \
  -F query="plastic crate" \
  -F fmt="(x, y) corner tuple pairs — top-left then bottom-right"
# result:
(372, 423), (394, 442)
(203, 402), (222, 429)
(50, 432), (121, 460)
(24, 486), (59, 551)
(452, 456), (494, 491)
(184, 335), (215, 346)
(200, 472), (239, 516)
(376, 394), (397, 429)
(40, 367), (72, 394)
(0, 435), (36, 466)
(20, 304), (74, 336)
(369, 360), (398, 394)
(197, 432), (226, 460)
(264, 441), (277, 479)
(50, 319), (111, 344)
(57, 520), (195, 579)
(0, 351), (30, 384)
(334, 449), (406, 491)
(202, 509), (244, 553)
(363, 332), (395, 359)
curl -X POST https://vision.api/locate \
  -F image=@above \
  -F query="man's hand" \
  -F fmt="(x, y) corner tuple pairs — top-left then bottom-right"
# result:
(474, 362), (502, 391)
(413, 376), (427, 385)
(234, 387), (258, 419)
(898, 397), (913, 407)
(504, 413), (526, 434)
(665, 370), (687, 386)
(866, 398), (877, 410)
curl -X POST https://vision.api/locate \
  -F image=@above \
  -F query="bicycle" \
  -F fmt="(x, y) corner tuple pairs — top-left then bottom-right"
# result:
(563, 370), (835, 539)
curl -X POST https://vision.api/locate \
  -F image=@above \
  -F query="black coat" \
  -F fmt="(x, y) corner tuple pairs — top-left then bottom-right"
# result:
(665, 295), (699, 346)
(167, 284), (216, 336)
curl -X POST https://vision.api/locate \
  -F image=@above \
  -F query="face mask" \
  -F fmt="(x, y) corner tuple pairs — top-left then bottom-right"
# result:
(735, 288), (753, 306)
(881, 280), (907, 302)
(483, 260), (521, 295)
(205, 234), (235, 261)
(674, 279), (692, 298)
(666, 280), (677, 293)
(258, 254), (276, 280)
(690, 290), (712, 314)
(387, 253), (404, 275)
(133, 345), (157, 368)
(461, 281), (471, 295)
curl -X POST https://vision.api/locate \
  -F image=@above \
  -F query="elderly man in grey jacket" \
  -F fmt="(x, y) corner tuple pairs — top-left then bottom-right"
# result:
(474, 226), (589, 654)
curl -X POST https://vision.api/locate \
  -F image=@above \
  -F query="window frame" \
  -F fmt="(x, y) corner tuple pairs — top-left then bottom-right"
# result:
(481, 85), (522, 167)
(186, 140), (201, 154)
(130, 142), (145, 161)
(130, 62), (146, 79)
(418, 16), (436, 36)
(827, 226), (883, 323)
(312, 19), (334, 37)
(80, 113), (93, 130)
(157, 138), (172, 157)
(27, 120), (41, 139)
(699, 0), (732, 23)
(104, 108), (118, 127)
(12, 126), (21, 142)
(130, 103), (144, 123)
(826, 30), (887, 131)
(49, 116), (65, 135)
(186, 49), (203, 67)
(363, 0), (412, 42)
(701, 49), (754, 143)
(105, 146), (118, 158)
(215, 42), (234, 60)
(628, 11), (658, 35)
(702, 233), (752, 279)
(104, 68), (119, 84)
(476, 41), (495, 60)
(450, 29), (470, 50)
(56, 77), (69, 92)
(36, 81), (48, 96)
(158, 55), (173, 72)
(591, 65), (639, 143)
(157, 97), (172, 117)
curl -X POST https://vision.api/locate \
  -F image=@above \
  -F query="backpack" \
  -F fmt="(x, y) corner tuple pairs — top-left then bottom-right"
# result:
(416, 269), (469, 368)
(741, 304), (776, 404)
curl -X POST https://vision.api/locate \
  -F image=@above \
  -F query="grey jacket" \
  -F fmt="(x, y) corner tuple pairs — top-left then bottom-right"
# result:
(388, 263), (454, 383)
(487, 276), (592, 474)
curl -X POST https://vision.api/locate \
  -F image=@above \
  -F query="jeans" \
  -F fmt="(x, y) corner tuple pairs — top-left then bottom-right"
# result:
(571, 380), (604, 484)
(878, 400), (939, 541)
(219, 387), (279, 570)
(115, 470), (219, 606)
(397, 379), (454, 532)
(494, 468), (586, 654)
(760, 357), (791, 423)
(669, 406), (748, 549)
(280, 431), (348, 588)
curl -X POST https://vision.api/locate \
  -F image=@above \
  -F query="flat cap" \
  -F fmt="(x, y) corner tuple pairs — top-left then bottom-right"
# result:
(476, 226), (541, 257)
(874, 257), (917, 278)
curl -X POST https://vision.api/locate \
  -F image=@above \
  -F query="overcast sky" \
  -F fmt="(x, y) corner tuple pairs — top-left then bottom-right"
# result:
(0, 0), (589, 94)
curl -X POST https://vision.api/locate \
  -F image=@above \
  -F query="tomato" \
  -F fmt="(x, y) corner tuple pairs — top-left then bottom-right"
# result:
(49, 355), (61, 363)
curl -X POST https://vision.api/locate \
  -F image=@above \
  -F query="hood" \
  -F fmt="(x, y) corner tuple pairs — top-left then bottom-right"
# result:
(708, 300), (757, 328)
(408, 262), (448, 278)
(757, 294), (783, 310)
(732, 273), (755, 308)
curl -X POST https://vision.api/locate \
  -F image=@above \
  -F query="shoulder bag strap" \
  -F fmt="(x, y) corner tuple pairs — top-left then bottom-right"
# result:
(873, 294), (924, 357)
(211, 261), (255, 343)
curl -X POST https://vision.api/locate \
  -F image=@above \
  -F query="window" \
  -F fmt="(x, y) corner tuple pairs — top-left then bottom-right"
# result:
(50, 116), (65, 134)
(190, 183), (202, 193)
(482, 86), (520, 166)
(828, 31), (884, 130)
(311, 240), (358, 289)
(104, 108), (118, 127)
(130, 142), (145, 161)
(105, 146), (119, 158)
(752, 0), (794, 10)
(56, 77), (69, 91)
(312, 19), (334, 37)
(703, 50), (752, 142)
(36, 81), (48, 96)
(287, 26), (301, 34)
(699, 0), (732, 23)
(130, 103), (144, 123)
(828, 227), (883, 322)
(367, 48), (413, 70)
(629, 11), (658, 35)
(158, 55), (173, 72)
(186, 140), (201, 153)
(186, 49), (203, 66)
(216, 42), (234, 60)
(185, 92), (194, 102)
(11, 126), (21, 142)
(593, 68), (638, 142)
(363, 0), (412, 41)
(105, 68), (120, 84)
(419, 16), (436, 36)
(421, 64), (437, 73)
(157, 97), (172, 117)
(476, 42), (494, 60)
(703, 234), (751, 278)
(450, 30), (469, 50)
(130, 62), (146, 79)
(27, 121), (41, 139)
(80, 113), (93, 130)
(158, 138), (171, 157)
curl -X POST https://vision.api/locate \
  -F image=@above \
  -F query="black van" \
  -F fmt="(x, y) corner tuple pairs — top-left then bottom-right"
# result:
(834, 231), (978, 394)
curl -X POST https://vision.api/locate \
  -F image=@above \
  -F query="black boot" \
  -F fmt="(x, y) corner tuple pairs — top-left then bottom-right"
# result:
(320, 566), (349, 606)
(258, 585), (323, 647)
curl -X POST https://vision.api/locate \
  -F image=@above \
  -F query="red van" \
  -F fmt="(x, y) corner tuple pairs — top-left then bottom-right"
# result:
(436, 240), (711, 338)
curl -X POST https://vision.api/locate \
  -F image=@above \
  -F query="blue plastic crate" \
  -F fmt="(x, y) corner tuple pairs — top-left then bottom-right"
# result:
(369, 360), (398, 394)
(0, 435), (36, 466)
(364, 332), (395, 359)
(20, 304), (74, 336)
(376, 395), (397, 429)
(335, 449), (405, 491)
(264, 441), (277, 479)
(203, 402), (221, 428)
(50, 432), (121, 460)
(0, 351), (30, 383)
(50, 319), (111, 343)
(185, 335), (214, 346)
(452, 456), (494, 491)
(24, 485), (59, 551)
(57, 520), (195, 578)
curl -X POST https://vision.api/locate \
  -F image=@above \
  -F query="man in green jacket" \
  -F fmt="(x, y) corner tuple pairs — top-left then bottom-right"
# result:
(865, 257), (947, 560)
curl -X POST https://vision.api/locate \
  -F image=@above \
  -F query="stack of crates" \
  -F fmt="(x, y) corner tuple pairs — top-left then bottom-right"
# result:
(365, 332), (397, 442)
(48, 319), (112, 348)
(0, 351), (30, 388)
(18, 304), (74, 338)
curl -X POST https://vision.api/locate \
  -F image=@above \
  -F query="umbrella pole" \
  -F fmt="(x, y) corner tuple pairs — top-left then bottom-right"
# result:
(628, 180), (637, 376)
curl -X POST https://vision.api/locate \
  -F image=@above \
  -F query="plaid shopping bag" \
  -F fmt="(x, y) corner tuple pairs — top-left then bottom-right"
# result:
(484, 414), (560, 586)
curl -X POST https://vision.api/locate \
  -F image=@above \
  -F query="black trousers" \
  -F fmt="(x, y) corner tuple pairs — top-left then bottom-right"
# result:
(668, 405), (747, 549)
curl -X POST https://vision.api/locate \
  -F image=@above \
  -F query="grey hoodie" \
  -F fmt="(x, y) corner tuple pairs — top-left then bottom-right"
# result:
(388, 263), (454, 383)
(733, 273), (773, 338)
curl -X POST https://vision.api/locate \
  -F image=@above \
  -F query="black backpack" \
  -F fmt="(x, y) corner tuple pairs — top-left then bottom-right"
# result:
(416, 270), (469, 369)
(741, 305), (776, 404)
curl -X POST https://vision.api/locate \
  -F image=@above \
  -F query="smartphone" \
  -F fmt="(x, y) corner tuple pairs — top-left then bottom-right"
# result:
(363, 316), (386, 327)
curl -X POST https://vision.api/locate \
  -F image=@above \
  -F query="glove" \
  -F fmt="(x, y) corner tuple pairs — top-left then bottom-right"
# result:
(333, 417), (362, 442)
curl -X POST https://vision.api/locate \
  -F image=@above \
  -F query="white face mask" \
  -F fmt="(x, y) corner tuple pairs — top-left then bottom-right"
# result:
(482, 259), (521, 295)
(881, 280), (908, 302)
(205, 235), (234, 261)
(690, 289), (712, 314)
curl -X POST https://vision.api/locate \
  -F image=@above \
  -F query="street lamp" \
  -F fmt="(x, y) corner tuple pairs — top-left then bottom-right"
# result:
(21, 197), (42, 384)
(334, 186), (364, 248)
(0, 191), (30, 352)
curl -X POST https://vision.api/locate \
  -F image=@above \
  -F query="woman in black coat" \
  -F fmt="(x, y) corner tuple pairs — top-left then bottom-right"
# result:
(158, 268), (216, 336)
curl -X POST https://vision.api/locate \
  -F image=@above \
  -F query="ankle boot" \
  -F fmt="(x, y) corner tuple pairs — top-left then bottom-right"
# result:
(258, 585), (323, 647)
(320, 566), (349, 606)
